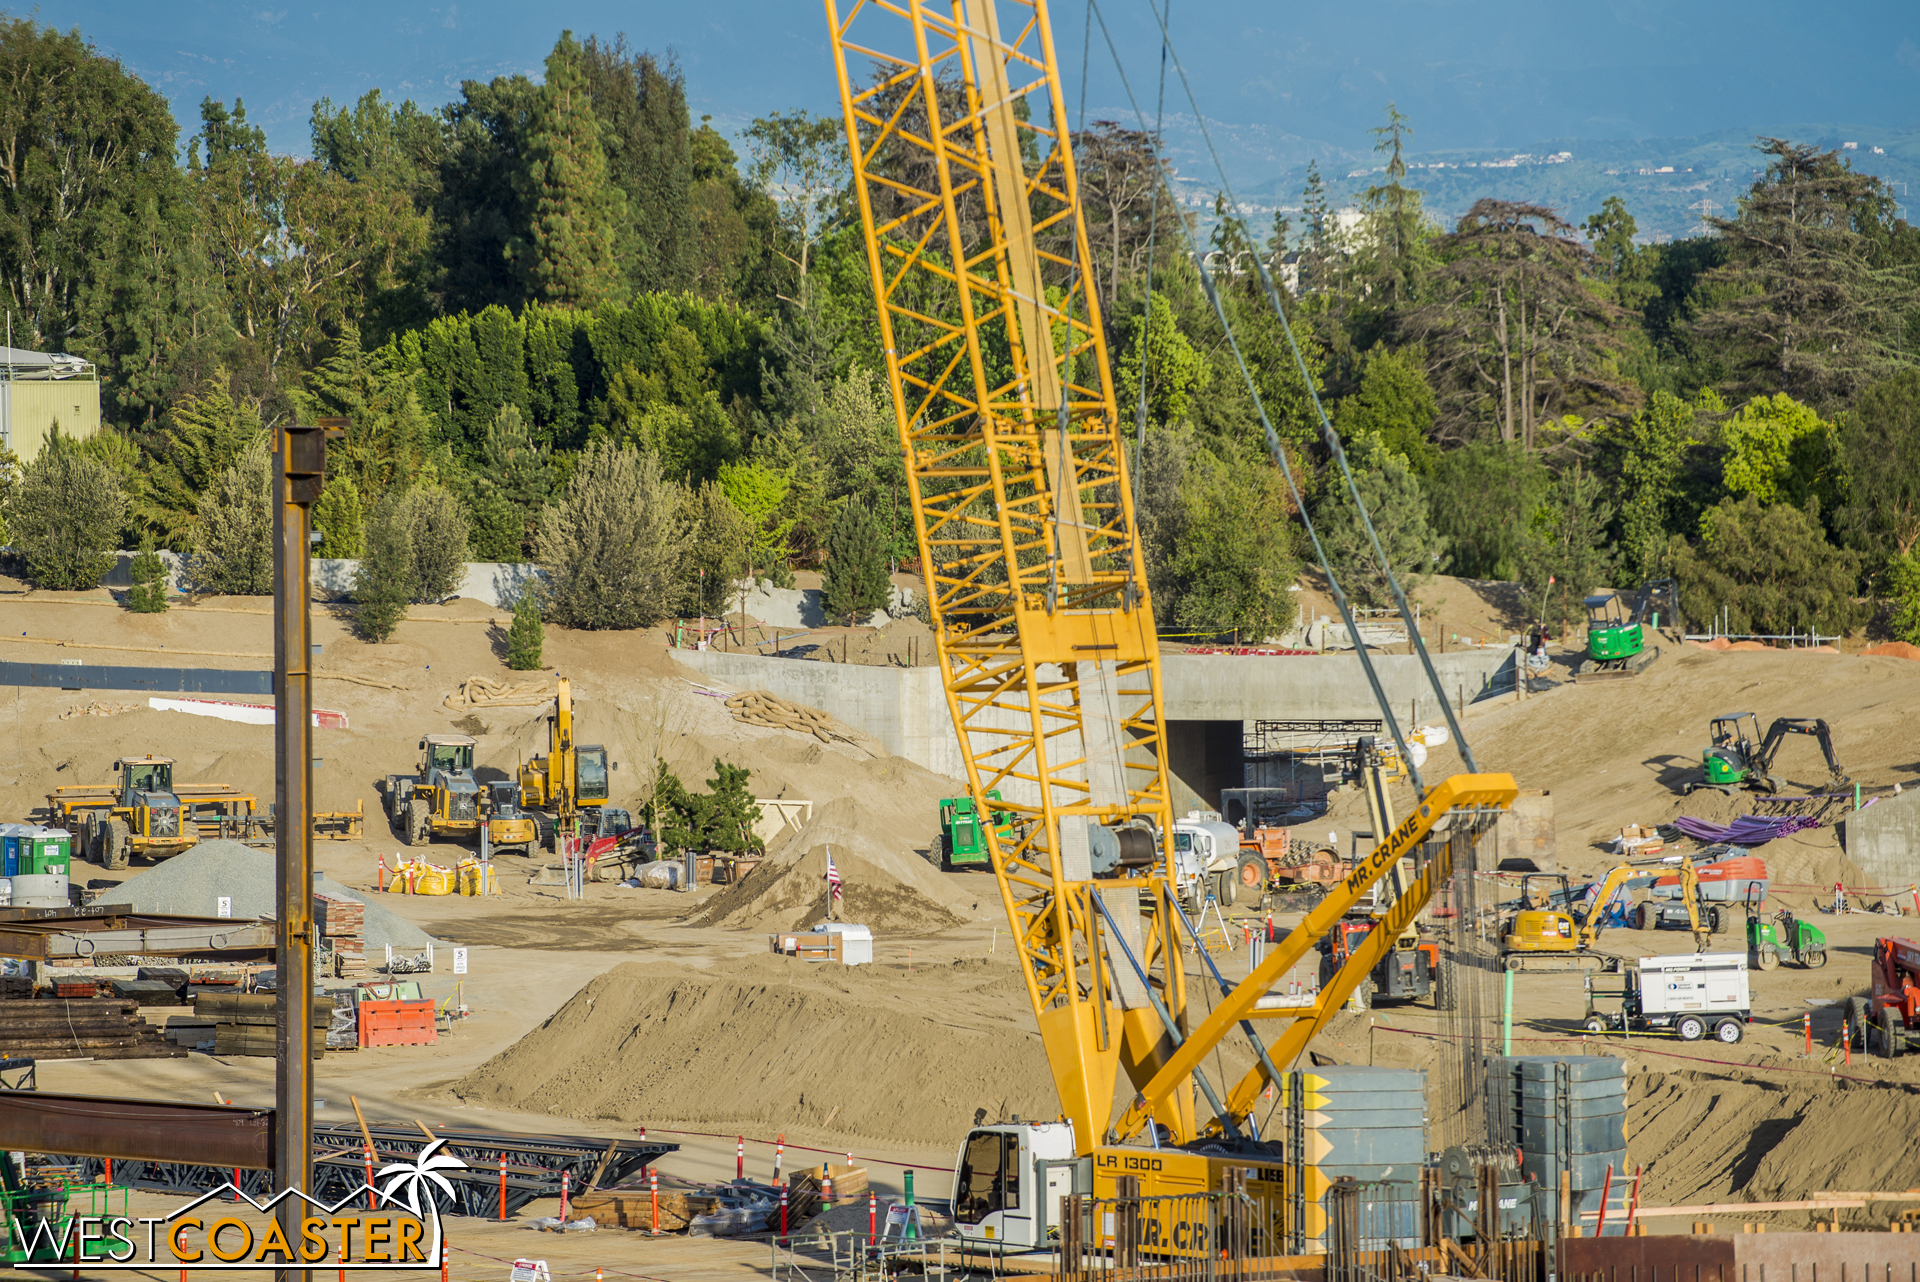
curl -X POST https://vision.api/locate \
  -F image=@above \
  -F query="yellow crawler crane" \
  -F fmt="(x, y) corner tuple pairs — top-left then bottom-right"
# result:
(826, 0), (1519, 1256)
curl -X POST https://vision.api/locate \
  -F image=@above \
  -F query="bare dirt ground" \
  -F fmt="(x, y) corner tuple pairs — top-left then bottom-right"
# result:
(10, 579), (1920, 1269)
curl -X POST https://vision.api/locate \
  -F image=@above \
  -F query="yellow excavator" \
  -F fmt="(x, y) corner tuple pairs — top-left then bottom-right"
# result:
(1502, 858), (1710, 972)
(826, 0), (1515, 1258)
(516, 676), (613, 847)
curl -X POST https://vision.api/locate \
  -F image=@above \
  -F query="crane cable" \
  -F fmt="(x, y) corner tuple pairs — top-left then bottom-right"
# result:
(1085, 0), (1456, 794)
(1132, 0), (1482, 782)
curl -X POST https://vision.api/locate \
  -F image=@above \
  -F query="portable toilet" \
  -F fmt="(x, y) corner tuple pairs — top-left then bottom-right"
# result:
(24, 829), (70, 878)
(0, 824), (26, 878)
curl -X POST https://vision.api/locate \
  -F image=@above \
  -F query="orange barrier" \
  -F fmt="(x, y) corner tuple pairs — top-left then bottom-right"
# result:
(357, 999), (438, 1048)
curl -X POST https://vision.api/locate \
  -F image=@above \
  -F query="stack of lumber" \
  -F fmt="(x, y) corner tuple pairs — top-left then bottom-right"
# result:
(110, 979), (181, 1005)
(569, 1187), (724, 1232)
(195, 992), (327, 1059)
(0, 977), (33, 1001)
(0, 999), (182, 1060)
(314, 894), (367, 977)
(787, 1164), (869, 1219)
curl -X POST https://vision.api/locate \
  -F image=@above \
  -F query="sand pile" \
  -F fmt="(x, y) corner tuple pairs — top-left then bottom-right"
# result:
(109, 840), (436, 949)
(695, 794), (976, 933)
(1623, 1068), (1920, 1209)
(450, 955), (1056, 1148)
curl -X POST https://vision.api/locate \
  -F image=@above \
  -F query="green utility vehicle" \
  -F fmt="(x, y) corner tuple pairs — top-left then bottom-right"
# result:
(935, 792), (1013, 870)
(1743, 880), (1828, 970)
(1691, 714), (1847, 796)
(1574, 578), (1677, 679)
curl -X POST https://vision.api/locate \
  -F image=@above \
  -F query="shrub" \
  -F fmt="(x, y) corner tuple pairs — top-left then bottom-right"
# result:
(126, 536), (169, 613)
(11, 428), (125, 590)
(506, 593), (544, 670)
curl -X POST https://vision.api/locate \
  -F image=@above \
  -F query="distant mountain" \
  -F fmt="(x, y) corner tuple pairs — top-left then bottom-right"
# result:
(1150, 121), (1920, 243)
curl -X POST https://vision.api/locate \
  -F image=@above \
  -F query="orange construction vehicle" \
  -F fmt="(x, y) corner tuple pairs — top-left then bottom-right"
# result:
(1849, 937), (1920, 1057)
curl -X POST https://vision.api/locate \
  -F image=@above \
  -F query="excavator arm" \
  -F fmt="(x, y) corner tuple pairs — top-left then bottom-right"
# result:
(1758, 718), (1848, 790)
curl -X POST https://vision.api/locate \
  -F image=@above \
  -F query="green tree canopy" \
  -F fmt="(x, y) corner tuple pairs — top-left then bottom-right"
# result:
(511, 32), (629, 309)
(189, 436), (273, 595)
(11, 428), (126, 590)
(1668, 495), (1863, 636)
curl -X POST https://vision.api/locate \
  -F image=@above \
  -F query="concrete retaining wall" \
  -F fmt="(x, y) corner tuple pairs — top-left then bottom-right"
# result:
(1843, 789), (1920, 887)
(675, 647), (1516, 806)
(1159, 648), (1514, 723)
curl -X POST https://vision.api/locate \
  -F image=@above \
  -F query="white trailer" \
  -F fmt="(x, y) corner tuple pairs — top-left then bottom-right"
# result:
(1583, 951), (1751, 1043)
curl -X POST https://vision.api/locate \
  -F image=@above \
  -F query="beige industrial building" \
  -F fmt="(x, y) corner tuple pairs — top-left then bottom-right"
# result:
(0, 346), (100, 460)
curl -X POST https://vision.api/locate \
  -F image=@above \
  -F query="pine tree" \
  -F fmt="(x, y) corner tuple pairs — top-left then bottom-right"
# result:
(312, 473), (365, 559)
(1315, 444), (1444, 608)
(355, 492), (413, 642)
(821, 500), (890, 625)
(126, 535), (170, 613)
(696, 760), (763, 855)
(188, 437), (273, 595)
(512, 32), (630, 309)
(11, 428), (126, 591)
(506, 593), (544, 670)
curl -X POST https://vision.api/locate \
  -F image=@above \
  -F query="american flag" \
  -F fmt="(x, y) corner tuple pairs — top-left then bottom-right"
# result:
(826, 849), (843, 901)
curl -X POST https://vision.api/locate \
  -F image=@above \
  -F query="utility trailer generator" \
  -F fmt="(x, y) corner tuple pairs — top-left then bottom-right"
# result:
(1584, 952), (1750, 1043)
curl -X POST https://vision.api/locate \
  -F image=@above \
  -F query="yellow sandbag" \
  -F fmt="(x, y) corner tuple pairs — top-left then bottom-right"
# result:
(409, 862), (457, 895)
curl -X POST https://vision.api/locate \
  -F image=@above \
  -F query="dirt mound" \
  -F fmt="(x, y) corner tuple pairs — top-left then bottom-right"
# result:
(449, 955), (1054, 1148)
(1863, 642), (1920, 662)
(1414, 645), (1920, 896)
(1624, 1069), (1920, 1210)
(695, 794), (975, 933)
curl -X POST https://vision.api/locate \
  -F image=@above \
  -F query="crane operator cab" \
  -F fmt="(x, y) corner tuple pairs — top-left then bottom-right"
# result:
(952, 1121), (1078, 1248)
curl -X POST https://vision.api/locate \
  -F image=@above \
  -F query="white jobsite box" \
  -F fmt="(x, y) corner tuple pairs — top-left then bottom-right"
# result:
(816, 921), (874, 965)
(1637, 951), (1748, 1016)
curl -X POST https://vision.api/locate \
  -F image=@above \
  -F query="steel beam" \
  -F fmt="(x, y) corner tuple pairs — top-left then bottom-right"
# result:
(0, 662), (271, 694)
(0, 1091), (274, 1168)
(274, 419), (325, 1282)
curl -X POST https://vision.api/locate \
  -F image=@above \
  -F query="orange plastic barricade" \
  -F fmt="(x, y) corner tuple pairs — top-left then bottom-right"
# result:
(357, 998), (439, 1048)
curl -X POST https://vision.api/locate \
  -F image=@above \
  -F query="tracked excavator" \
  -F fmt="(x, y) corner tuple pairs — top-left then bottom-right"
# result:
(826, 0), (1515, 1257)
(1501, 857), (1710, 973)
(1688, 714), (1847, 796)
(516, 676), (614, 848)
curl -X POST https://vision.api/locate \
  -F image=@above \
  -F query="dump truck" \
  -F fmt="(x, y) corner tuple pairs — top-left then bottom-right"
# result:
(46, 757), (254, 869)
(386, 734), (484, 847)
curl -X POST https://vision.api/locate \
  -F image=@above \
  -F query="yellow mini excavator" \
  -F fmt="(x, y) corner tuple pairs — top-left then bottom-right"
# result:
(1502, 858), (1711, 972)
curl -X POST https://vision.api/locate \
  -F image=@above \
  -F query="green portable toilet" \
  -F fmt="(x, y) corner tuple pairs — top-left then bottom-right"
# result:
(24, 828), (70, 877)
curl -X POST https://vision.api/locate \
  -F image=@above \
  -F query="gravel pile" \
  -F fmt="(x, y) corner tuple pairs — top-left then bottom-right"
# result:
(108, 840), (436, 949)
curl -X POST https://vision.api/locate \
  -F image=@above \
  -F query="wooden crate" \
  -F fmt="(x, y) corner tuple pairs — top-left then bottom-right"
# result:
(769, 932), (842, 964)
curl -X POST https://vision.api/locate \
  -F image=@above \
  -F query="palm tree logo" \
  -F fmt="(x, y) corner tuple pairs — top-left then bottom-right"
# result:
(376, 1139), (468, 1216)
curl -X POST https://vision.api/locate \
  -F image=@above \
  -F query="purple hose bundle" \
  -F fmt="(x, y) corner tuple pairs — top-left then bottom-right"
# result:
(1670, 814), (1820, 846)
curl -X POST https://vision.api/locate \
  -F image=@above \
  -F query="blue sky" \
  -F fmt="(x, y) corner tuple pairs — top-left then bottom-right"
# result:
(26, 1), (1920, 180)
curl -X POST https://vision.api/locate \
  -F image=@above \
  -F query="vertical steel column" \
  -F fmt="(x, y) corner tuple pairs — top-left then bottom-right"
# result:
(275, 421), (325, 1281)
